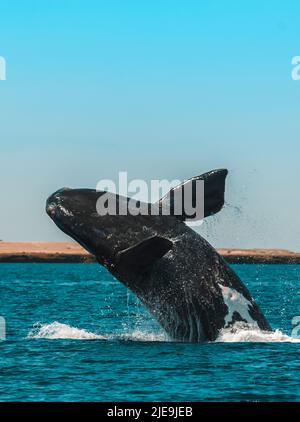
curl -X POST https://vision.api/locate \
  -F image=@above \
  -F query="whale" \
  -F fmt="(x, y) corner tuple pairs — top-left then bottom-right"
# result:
(46, 169), (271, 342)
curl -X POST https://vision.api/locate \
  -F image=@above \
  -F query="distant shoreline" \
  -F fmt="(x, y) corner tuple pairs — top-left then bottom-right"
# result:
(1, 241), (300, 264)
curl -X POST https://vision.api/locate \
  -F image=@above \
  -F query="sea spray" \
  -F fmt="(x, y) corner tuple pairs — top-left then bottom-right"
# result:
(27, 322), (105, 340)
(216, 322), (300, 343)
(27, 321), (299, 343)
(27, 321), (167, 342)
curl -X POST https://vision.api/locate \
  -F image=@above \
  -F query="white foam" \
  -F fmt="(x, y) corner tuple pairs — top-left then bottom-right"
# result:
(27, 321), (300, 343)
(216, 322), (300, 343)
(27, 322), (167, 342)
(218, 284), (258, 327)
(27, 322), (106, 340)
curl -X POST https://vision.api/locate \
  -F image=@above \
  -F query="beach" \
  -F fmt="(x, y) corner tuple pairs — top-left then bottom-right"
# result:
(1, 242), (300, 264)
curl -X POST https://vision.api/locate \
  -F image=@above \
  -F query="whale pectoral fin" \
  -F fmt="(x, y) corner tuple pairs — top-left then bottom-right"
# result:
(158, 168), (228, 220)
(116, 235), (173, 272)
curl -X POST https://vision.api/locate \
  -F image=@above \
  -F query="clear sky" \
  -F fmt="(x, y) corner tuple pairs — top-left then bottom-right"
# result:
(1, 0), (300, 250)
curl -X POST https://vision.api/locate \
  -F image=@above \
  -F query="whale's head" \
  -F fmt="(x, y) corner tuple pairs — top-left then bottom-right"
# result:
(46, 188), (173, 271)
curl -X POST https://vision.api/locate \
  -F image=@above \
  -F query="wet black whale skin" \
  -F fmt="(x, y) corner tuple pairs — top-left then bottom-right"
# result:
(46, 170), (271, 342)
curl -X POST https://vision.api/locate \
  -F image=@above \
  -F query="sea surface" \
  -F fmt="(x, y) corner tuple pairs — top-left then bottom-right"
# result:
(0, 263), (299, 402)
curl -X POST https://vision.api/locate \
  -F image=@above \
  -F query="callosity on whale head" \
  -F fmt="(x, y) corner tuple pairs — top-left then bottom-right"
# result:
(46, 169), (271, 342)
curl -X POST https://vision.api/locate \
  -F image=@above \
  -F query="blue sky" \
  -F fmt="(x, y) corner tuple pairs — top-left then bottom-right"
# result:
(0, 0), (300, 249)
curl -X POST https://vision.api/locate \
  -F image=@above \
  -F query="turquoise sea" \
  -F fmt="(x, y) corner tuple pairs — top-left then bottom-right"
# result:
(0, 263), (299, 401)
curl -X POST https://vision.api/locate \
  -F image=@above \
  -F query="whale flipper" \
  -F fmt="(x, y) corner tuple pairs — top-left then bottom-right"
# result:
(159, 168), (228, 220)
(116, 235), (173, 272)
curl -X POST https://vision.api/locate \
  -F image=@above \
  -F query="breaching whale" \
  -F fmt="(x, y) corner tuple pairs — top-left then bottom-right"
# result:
(46, 169), (271, 342)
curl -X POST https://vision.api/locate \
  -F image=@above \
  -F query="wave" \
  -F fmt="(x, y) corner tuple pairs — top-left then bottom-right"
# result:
(27, 321), (300, 343)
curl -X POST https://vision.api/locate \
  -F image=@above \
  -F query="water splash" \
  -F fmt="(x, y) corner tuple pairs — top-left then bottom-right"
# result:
(27, 321), (300, 343)
(216, 322), (300, 343)
(224, 201), (243, 216)
(118, 329), (168, 342)
(27, 322), (167, 342)
(27, 322), (106, 340)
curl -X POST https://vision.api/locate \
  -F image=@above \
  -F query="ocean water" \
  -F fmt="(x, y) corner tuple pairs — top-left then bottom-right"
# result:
(0, 263), (299, 402)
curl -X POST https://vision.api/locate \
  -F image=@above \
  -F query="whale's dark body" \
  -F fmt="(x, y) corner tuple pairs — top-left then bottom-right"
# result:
(46, 169), (271, 342)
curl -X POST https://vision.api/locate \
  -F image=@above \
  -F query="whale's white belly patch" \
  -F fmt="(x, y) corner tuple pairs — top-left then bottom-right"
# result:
(218, 284), (258, 328)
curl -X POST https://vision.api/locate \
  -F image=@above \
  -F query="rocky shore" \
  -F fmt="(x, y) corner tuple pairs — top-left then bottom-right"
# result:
(0, 242), (300, 264)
